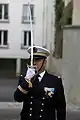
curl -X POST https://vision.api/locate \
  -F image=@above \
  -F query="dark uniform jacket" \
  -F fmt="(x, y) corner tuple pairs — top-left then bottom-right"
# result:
(14, 71), (66, 120)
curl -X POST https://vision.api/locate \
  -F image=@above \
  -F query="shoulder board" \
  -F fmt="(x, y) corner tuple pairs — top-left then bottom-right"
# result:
(54, 74), (61, 79)
(49, 72), (62, 79)
(57, 76), (61, 79)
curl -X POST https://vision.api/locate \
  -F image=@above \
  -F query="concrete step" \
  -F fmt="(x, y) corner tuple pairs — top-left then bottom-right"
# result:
(0, 102), (23, 109)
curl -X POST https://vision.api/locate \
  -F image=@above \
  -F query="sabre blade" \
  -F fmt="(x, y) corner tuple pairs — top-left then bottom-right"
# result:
(28, 1), (33, 67)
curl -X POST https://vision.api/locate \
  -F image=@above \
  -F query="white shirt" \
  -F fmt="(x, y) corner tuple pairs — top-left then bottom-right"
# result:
(38, 70), (46, 82)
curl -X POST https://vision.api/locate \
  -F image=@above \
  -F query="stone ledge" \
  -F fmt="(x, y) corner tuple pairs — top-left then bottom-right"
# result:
(67, 103), (80, 111)
(0, 102), (23, 109)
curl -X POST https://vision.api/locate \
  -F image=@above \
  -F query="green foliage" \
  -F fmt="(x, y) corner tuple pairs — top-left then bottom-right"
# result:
(53, 0), (73, 58)
(60, 1), (73, 25)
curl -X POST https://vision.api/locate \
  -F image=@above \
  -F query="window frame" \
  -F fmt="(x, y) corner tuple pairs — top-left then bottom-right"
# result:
(0, 4), (9, 22)
(22, 4), (35, 23)
(0, 30), (8, 47)
(21, 30), (31, 49)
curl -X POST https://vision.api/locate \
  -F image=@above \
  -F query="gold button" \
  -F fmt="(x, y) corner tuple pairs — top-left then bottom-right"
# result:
(42, 97), (45, 100)
(30, 108), (32, 110)
(40, 115), (42, 118)
(41, 103), (44, 106)
(41, 109), (43, 112)
(31, 96), (33, 98)
(29, 114), (32, 116)
(30, 102), (32, 104)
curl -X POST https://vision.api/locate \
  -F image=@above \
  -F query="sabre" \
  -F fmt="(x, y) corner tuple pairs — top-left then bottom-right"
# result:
(28, 1), (33, 67)
(25, 1), (38, 85)
(28, 1), (38, 73)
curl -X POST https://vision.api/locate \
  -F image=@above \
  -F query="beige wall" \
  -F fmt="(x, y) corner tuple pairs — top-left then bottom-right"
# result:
(64, 0), (80, 25)
(72, 0), (80, 25)
(63, 26), (80, 105)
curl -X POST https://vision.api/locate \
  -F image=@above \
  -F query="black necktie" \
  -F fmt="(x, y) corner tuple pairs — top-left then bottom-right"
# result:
(35, 74), (40, 84)
(31, 74), (40, 86)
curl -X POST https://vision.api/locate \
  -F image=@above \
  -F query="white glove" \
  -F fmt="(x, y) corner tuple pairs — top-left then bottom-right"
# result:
(25, 67), (36, 80)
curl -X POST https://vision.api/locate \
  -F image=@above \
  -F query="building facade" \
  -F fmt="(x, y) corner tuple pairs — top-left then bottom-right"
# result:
(64, 0), (80, 25)
(0, 0), (55, 77)
(62, 0), (80, 105)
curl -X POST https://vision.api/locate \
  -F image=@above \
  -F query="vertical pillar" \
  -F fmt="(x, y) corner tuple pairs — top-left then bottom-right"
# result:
(16, 58), (21, 76)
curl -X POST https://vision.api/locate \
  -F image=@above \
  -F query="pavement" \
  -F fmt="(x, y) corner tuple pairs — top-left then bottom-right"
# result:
(0, 102), (80, 120)
(0, 108), (20, 120)
(0, 78), (18, 102)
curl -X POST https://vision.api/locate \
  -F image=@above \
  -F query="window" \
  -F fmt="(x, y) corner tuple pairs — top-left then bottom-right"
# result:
(0, 4), (8, 21)
(22, 4), (34, 23)
(21, 31), (31, 48)
(0, 30), (8, 46)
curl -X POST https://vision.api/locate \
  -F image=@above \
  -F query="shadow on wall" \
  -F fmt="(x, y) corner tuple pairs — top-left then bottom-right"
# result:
(0, 59), (16, 78)
(0, 59), (29, 79)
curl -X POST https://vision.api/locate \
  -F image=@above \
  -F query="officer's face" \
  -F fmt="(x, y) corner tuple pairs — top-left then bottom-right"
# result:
(33, 59), (47, 72)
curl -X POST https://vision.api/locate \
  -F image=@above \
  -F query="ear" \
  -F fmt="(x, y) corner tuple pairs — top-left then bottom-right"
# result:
(44, 59), (47, 66)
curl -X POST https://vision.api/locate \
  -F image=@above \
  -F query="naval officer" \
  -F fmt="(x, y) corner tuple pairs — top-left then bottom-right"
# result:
(14, 46), (66, 120)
